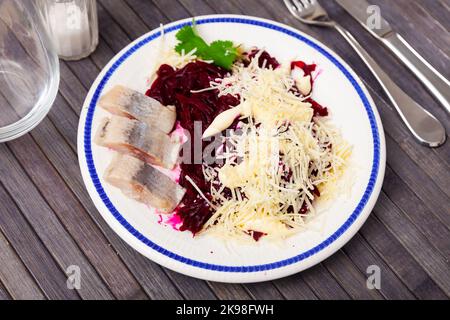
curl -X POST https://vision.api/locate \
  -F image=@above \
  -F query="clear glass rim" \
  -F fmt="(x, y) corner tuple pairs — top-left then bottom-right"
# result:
(0, 60), (60, 143)
(0, 0), (60, 143)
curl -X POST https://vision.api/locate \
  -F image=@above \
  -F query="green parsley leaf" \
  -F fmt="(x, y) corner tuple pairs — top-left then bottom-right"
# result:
(174, 25), (239, 69)
(175, 25), (208, 55)
(206, 40), (239, 69)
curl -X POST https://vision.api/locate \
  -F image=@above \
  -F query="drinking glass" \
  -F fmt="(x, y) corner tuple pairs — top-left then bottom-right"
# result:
(0, 0), (59, 142)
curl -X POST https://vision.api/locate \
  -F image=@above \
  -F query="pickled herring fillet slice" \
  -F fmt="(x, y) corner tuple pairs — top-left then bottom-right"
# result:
(95, 116), (180, 169)
(105, 154), (186, 213)
(99, 85), (176, 134)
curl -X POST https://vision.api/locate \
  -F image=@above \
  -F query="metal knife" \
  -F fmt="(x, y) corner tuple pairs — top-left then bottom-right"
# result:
(336, 0), (450, 114)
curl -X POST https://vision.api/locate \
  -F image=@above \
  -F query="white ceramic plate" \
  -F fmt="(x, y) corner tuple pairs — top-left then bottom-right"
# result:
(78, 15), (386, 283)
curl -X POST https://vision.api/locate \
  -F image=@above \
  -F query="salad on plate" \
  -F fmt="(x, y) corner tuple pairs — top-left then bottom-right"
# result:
(94, 23), (352, 242)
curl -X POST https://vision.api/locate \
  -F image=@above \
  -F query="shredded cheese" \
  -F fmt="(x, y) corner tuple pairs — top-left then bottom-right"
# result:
(200, 52), (352, 240)
(209, 51), (314, 127)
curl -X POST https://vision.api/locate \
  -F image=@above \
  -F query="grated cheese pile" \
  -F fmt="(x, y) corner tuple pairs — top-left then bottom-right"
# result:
(208, 51), (314, 126)
(200, 52), (352, 240)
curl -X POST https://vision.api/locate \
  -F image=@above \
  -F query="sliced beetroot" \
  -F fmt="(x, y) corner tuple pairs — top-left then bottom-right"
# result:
(250, 231), (267, 242)
(291, 60), (317, 77)
(306, 97), (328, 117)
(245, 49), (280, 69)
(147, 61), (239, 235)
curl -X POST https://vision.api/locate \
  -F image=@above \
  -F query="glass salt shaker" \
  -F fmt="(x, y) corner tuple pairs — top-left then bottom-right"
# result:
(40, 0), (99, 61)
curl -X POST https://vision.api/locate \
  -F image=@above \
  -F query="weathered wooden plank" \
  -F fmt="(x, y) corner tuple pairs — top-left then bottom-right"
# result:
(96, 4), (136, 52)
(244, 0), (449, 299)
(300, 264), (350, 300)
(268, 0), (450, 166)
(59, 59), (215, 300)
(324, 251), (384, 299)
(0, 229), (46, 300)
(321, 0), (450, 171)
(206, 282), (252, 300)
(373, 192), (450, 296)
(58, 63), (87, 115)
(0, 90), (25, 133)
(206, 0), (244, 14)
(168, 0), (287, 299)
(99, 0), (150, 40)
(255, 275), (318, 300)
(90, 39), (119, 71)
(126, 0), (167, 26)
(0, 143), (114, 300)
(178, 0), (215, 15)
(383, 130), (450, 227)
(103, 0), (256, 300)
(3, 3), (177, 298)
(372, 88), (450, 203)
(265, 0), (450, 227)
(0, 281), (11, 300)
(227, 0), (387, 300)
(6, 0), (443, 301)
(49, 70), (190, 298)
(7, 134), (148, 300)
(372, 0), (450, 65)
(205, 0), (244, 15)
(152, 0), (191, 21)
(46, 94), (79, 151)
(343, 233), (415, 299)
(230, 0), (276, 18)
(243, 282), (285, 300)
(100, 0), (251, 299)
(50, 10), (208, 302)
(0, 182), (80, 300)
(188, 8), (360, 298)
(163, 270), (217, 300)
(417, 0), (450, 31)
(64, 57), (99, 91)
(383, 163), (450, 258)
(0, 231), (45, 300)
(360, 215), (448, 299)
(80, 0), (450, 300)
(26, 116), (183, 299)
(440, 1), (450, 9)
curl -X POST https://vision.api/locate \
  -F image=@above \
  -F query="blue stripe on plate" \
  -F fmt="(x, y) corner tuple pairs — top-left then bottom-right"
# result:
(84, 17), (380, 273)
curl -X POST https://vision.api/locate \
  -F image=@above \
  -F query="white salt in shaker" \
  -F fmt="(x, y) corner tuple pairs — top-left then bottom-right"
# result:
(40, 0), (99, 60)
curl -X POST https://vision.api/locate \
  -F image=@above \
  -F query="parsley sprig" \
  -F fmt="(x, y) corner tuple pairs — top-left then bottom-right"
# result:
(175, 24), (239, 70)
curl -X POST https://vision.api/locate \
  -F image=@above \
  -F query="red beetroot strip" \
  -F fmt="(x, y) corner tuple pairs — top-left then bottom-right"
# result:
(147, 61), (239, 234)
(291, 60), (328, 117)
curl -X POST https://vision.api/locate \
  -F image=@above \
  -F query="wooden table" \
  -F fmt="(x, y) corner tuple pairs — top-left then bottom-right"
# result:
(0, 0), (449, 300)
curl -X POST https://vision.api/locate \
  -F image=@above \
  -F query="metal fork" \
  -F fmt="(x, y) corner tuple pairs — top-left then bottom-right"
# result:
(284, 0), (446, 147)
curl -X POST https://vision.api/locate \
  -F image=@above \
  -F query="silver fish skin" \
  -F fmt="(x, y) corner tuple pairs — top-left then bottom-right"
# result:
(95, 116), (181, 169)
(99, 85), (176, 134)
(105, 154), (185, 213)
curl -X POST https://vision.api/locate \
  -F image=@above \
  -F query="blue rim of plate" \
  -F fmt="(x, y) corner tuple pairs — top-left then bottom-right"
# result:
(84, 17), (380, 273)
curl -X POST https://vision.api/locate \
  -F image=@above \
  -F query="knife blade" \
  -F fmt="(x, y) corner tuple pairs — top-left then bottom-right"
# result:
(336, 0), (392, 38)
(336, 0), (450, 114)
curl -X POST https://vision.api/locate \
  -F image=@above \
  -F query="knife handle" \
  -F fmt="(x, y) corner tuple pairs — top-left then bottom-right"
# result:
(382, 33), (450, 114)
(333, 24), (446, 147)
